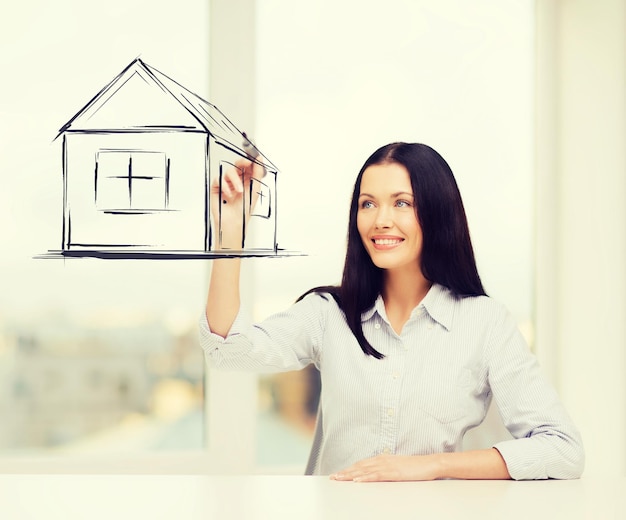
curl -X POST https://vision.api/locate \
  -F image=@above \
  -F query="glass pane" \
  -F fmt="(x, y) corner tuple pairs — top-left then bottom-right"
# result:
(129, 152), (167, 210)
(0, 0), (210, 458)
(96, 151), (132, 210)
(256, 368), (319, 468)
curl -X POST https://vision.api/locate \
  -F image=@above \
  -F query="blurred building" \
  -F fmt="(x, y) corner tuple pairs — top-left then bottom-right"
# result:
(0, 312), (203, 452)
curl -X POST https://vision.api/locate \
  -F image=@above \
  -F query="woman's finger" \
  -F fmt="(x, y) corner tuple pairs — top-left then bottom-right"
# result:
(235, 158), (266, 183)
(217, 167), (244, 200)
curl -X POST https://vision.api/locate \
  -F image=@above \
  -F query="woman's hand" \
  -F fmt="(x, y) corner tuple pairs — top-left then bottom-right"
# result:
(329, 454), (440, 482)
(329, 449), (510, 482)
(210, 158), (266, 250)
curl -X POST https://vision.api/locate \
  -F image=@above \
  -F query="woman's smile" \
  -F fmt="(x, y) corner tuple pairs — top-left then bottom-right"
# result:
(371, 235), (405, 249)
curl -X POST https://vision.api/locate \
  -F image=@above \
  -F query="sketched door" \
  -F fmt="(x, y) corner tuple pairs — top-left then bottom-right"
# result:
(214, 160), (272, 250)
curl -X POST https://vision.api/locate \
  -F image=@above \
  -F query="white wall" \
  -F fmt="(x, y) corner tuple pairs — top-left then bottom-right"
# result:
(252, 1), (535, 328)
(535, 0), (626, 477)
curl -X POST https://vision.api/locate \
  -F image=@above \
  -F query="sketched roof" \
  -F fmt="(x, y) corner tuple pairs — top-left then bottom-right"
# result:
(58, 58), (277, 170)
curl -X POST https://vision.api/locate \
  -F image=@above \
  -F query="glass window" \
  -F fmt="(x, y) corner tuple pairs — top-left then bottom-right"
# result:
(0, 0), (210, 459)
(0, 282), (206, 455)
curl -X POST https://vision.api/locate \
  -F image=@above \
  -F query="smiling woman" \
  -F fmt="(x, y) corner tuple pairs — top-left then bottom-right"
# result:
(201, 142), (584, 481)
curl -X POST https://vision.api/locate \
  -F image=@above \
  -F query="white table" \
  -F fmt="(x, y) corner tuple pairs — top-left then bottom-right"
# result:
(0, 474), (623, 519)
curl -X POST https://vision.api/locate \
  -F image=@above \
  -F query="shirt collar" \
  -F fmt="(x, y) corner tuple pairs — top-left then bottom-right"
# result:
(420, 283), (454, 331)
(360, 297), (382, 322)
(361, 283), (455, 331)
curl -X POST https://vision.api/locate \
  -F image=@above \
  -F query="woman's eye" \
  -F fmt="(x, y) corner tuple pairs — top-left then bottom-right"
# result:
(360, 200), (375, 209)
(396, 200), (411, 208)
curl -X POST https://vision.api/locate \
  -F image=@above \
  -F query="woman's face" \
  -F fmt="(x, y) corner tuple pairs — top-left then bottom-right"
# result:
(356, 162), (423, 273)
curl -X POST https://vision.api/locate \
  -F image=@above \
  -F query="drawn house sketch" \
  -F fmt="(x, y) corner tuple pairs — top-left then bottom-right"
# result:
(46, 58), (287, 259)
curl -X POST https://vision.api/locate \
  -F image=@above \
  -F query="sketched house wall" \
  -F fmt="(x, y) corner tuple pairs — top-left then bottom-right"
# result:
(56, 58), (279, 257)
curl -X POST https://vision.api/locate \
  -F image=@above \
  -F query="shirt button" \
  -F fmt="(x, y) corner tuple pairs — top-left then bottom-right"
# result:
(392, 373), (400, 380)
(427, 324), (434, 330)
(374, 323), (381, 330)
(382, 447), (391, 455)
(387, 408), (395, 417)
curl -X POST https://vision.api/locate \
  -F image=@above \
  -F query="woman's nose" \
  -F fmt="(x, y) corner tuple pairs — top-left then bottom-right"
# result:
(374, 206), (392, 229)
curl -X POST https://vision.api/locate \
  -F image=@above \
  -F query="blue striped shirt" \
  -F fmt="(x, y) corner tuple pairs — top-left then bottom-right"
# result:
(199, 283), (584, 479)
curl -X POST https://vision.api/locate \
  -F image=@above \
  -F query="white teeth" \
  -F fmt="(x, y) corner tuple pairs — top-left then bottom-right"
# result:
(374, 238), (401, 245)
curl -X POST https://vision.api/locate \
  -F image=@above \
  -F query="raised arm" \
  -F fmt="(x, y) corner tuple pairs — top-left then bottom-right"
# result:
(205, 158), (265, 337)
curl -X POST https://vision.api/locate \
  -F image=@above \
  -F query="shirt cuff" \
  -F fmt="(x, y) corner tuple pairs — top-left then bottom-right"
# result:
(199, 308), (253, 358)
(493, 438), (548, 480)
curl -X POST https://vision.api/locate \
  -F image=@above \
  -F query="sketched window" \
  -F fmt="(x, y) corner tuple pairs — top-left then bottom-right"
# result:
(250, 177), (271, 219)
(95, 151), (169, 211)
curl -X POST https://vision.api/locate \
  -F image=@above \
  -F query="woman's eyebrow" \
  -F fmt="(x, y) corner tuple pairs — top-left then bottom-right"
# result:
(359, 191), (414, 198)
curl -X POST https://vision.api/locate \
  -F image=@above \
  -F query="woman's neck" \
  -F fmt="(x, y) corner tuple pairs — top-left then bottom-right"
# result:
(381, 267), (432, 333)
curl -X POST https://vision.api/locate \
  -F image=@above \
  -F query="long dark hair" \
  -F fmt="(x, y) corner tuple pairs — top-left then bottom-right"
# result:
(299, 142), (486, 359)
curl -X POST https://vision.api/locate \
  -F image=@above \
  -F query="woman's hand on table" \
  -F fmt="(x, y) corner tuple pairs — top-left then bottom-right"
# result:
(330, 454), (440, 482)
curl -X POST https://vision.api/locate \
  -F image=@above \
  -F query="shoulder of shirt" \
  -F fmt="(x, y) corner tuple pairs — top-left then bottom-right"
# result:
(296, 289), (341, 308)
(455, 290), (508, 314)
(294, 290), (344, 331)
(430, 284), (511, 328)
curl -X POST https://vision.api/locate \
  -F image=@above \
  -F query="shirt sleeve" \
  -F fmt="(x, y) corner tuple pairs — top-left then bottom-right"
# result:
(199, 292), (327, 373)
(485, 305), (585, 480)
